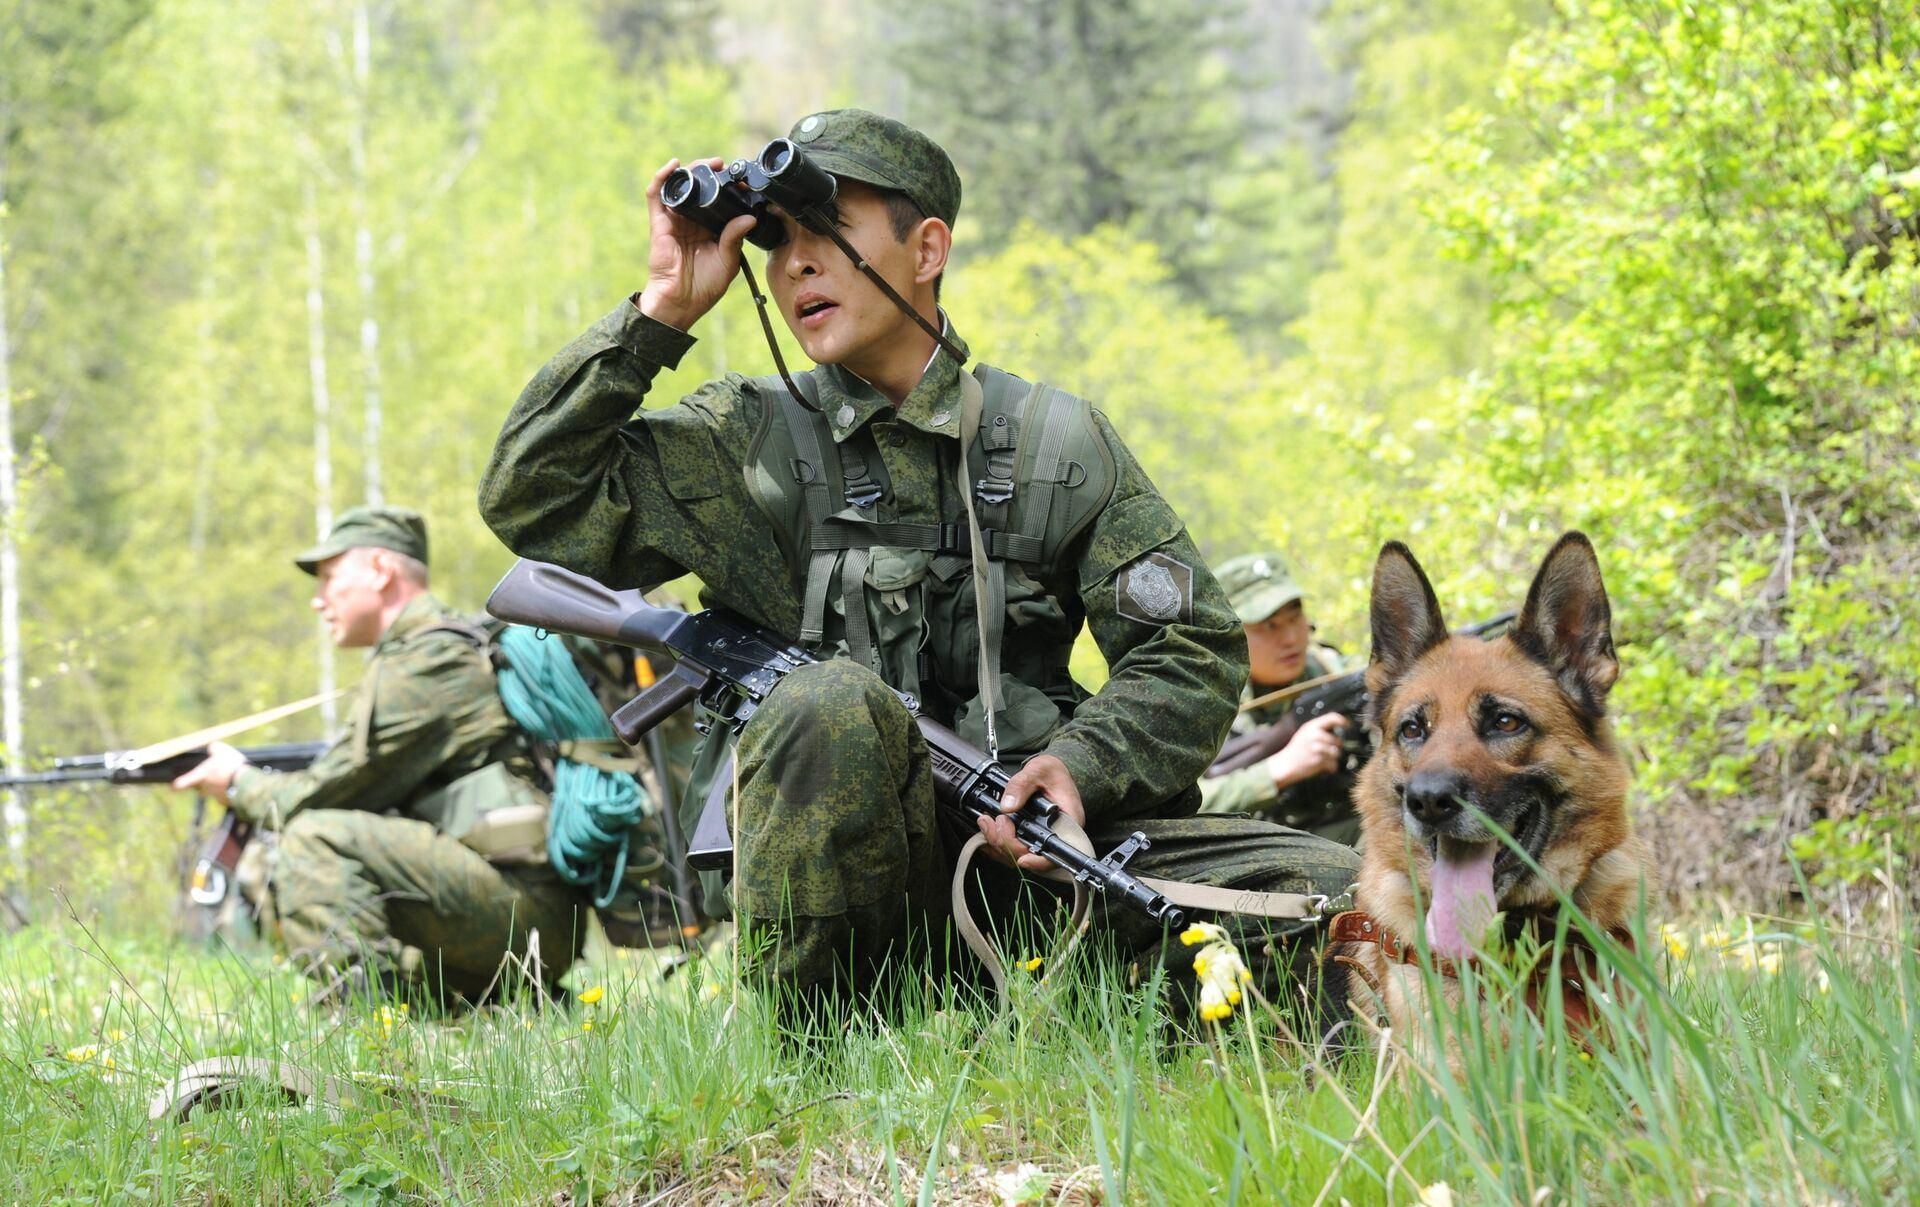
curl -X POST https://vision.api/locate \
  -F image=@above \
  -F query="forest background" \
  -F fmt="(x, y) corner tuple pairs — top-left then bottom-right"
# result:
(0, 0), (1914, 924)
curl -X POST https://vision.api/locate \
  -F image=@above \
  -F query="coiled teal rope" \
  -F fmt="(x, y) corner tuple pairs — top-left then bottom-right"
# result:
(494, 627), (648, 908)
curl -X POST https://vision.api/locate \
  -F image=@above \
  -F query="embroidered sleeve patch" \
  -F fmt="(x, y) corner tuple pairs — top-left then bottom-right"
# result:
(1116, 551), (1194, 626)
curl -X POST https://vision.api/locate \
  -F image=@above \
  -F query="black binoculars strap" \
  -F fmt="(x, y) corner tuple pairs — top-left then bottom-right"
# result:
(738, 260), (817, 415)
(799, 208), (969, 367)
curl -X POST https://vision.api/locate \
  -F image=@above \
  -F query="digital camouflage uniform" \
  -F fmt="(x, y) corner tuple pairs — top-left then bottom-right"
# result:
(230, 508), (589, 1000)
(1198, 552), (1364, 844)
(478, 111), (1357, 1018)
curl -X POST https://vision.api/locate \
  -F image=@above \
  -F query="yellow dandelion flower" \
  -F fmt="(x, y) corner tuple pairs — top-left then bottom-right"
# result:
(579, 985), (605, 1006)
(106, 1028), (127, 1043)
(700, 981), (723, 1002)
(1190, 929), (1254, 1023)
(65, 1045), (99, 1064)
(1021, 957), (1044, 973)
(1180, 921), (1225, 947)
(1661, 924), (1690, 960)
(582, 1018), (595, 1033)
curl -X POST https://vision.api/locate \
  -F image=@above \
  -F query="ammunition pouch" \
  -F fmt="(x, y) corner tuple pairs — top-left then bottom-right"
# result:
(411, 762), (552, 866)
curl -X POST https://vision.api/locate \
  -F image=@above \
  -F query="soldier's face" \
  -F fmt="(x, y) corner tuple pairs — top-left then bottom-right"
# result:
(1246, 602), (1311, 687)
(310, 549), (389, 649)
(764, 181), (938, 369)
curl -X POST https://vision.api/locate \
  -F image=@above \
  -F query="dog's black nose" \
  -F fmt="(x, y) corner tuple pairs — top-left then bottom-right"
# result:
(1404, 771), (1471, 827)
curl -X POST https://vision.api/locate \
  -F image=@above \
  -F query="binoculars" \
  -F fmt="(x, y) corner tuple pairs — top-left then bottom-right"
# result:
(661, 139), (838, 251)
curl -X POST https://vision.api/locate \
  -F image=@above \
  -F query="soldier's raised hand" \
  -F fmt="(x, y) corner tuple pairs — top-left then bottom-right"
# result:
(636, 158), (758, 332)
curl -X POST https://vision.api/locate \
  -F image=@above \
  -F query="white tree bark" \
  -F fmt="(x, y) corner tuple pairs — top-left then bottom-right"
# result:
(351, 0), (383, 507)
(304, 191), (339, 728)
(0, 150), (29, 895)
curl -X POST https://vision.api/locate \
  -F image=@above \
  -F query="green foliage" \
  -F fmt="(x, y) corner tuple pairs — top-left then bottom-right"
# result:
(948, 224), (1322, 556)
(0, 0), (1911, 912)
(1412, 0), (1920, 901)
(1258, 0), (1919, 903)
(882, 0), (1335, 338)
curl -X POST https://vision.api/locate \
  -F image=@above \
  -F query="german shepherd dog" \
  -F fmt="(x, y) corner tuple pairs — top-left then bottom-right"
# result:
(1327, 532), (1648, 1050)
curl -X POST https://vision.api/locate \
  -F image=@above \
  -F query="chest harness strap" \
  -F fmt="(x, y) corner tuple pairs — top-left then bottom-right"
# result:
(777, 367), (1062, 717)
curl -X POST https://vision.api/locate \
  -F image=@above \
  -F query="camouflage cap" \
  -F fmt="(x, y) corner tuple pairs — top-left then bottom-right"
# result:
(788, 109), (961, 228)
(1213, 551), (1305, 624)
(294, 505), (430, 574)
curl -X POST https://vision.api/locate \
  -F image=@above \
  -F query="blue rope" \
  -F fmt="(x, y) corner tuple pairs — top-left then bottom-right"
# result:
(494, 626), (648, 908)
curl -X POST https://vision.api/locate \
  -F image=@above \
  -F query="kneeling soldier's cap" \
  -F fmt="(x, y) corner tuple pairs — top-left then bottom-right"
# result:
(294, 505), (430, 574)
(1214, 552), (1305, 625)
(787, 109), (961, 229)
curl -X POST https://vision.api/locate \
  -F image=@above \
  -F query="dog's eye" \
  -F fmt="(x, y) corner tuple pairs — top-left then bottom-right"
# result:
(1397, 716), (1426, 742)
(1489, 710), (1528, 734)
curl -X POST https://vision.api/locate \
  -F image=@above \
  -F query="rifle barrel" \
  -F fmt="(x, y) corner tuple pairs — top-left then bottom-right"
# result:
(2, 741), (330, 789)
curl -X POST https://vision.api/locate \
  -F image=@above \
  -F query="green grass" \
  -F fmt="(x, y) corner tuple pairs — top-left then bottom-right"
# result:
(1, 902), (1914, 1205)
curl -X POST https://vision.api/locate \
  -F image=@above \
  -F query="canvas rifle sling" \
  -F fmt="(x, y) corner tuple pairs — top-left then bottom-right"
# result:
(951, 807), (1338, 1006)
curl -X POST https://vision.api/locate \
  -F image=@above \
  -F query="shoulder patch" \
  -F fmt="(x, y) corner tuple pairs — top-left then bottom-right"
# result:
(1116, 550), (1193, 626)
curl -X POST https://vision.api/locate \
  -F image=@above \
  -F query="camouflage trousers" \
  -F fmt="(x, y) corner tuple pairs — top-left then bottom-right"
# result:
(258, 810), (589, 1003)
(731, 660), (1361, 1020)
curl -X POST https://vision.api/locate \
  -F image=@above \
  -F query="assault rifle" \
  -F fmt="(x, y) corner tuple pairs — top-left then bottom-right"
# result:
(0, 742), (326, 789)
(0, 742), (328, 907)
(1208, 612), (1515, 777)
(487, 560), (1187, 930)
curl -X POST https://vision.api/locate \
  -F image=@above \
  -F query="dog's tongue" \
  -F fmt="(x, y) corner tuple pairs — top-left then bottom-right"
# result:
(1425, 839), (1497, 960)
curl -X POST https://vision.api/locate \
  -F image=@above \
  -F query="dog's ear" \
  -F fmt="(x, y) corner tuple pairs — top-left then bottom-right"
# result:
(1515, 531), (1618, 714)
(1369, 541), (1450, 677)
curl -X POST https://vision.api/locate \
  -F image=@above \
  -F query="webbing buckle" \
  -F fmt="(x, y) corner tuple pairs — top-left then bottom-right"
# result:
(1312, 886), (1355, 918)
(976, 478), (1014, 506)
(845, 482), (884, 509)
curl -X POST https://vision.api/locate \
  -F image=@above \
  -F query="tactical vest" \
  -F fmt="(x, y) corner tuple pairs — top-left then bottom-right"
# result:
(742, 363), (1116, 757)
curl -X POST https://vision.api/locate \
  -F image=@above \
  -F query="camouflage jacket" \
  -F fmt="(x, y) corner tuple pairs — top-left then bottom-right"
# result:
(478, 302), (1247, 822)
(228, 595), (537, 828)
(1197, 642), (1359, 822)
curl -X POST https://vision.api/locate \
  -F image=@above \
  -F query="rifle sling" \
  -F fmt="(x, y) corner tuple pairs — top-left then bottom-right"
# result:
(1239, 668), (1350, 715)
(122, 689), (349, 769)
(956, 369), (1004, 755)
(950, 809), (1331, 1007)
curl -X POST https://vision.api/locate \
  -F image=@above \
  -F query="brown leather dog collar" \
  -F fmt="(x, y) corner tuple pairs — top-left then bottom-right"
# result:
(1327, 909), (1636, 1035)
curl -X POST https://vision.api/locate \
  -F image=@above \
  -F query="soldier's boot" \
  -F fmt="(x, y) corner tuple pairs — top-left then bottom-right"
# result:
(731, 659), (949, 1024)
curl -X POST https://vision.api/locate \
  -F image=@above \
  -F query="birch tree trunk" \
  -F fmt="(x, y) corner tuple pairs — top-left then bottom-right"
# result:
(0, 149), (29, 907)
(303, 189), (339, 729)
(351, 0), (383, 507)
